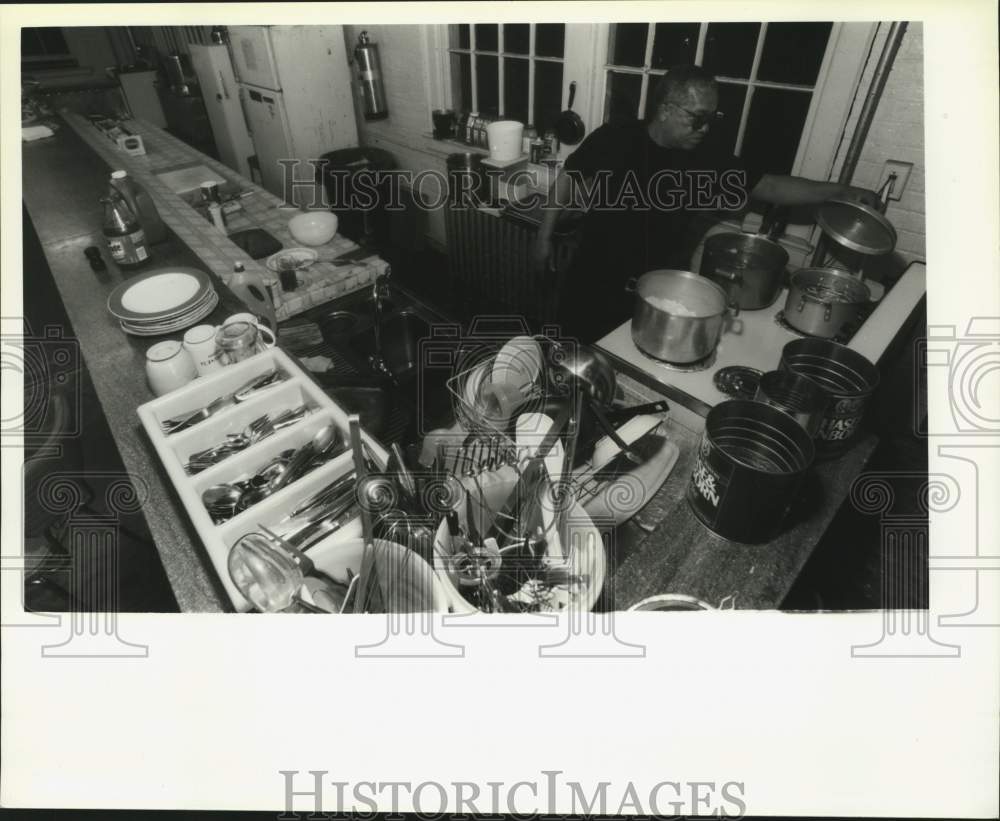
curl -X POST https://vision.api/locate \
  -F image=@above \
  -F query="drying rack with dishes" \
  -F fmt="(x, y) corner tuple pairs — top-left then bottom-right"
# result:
(431, 333), (676, 612)
(107, 266), (219, 337)
(137, 346), (400, 611)
(445, 335), (674, 506)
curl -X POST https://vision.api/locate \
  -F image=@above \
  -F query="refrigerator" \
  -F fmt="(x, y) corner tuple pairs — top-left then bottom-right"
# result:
(227, 26), (359, 202)
(188, 43), (256, 180)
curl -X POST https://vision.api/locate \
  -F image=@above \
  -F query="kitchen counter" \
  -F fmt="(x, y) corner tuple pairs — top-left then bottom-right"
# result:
(603, 374), (877, 609)
(22, 117), (241, 610)
(58, 112), (388, 320)
(21, 111), (887, 612)
(21, 113), (393, 611)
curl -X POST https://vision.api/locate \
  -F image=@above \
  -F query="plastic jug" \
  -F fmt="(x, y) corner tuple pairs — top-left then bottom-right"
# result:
(110, 170), (167, 244)
(228, 262), (278, 332)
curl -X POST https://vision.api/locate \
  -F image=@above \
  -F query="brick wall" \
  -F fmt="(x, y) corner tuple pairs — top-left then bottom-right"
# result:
(831, 22), (926, 263)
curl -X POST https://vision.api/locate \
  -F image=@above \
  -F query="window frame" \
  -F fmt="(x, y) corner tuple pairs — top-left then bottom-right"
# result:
(591, 21), (879, 240)
(433, 21), (880, 188)
(444, 24), (566, 122)
(20, 26), (76, 68)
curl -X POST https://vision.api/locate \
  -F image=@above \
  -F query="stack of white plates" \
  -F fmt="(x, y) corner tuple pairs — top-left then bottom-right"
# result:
(107, 267), (218, 337)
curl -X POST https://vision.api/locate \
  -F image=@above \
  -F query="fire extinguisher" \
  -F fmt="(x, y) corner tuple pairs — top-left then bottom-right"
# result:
(354, 31), (389, 121)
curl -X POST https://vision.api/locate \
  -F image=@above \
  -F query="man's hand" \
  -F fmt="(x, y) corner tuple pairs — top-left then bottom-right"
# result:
(840, 185), (883, 209)
(752, 174), (885, 209)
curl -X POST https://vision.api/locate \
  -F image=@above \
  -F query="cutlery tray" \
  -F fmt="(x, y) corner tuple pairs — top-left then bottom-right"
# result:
(137, 347), (388, 611)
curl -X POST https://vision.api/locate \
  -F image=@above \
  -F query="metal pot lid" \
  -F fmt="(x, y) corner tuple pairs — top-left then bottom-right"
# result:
(713, 366), (763, 399)
(816, 198), (897, 256)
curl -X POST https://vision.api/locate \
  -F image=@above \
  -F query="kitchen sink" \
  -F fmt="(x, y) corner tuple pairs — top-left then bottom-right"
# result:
(347, 310), (431, 380)
(304, 295), (460, 446)
(227, 227), (283, 260)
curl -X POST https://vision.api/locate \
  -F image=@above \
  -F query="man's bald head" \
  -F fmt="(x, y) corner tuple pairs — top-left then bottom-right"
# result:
(650, 64), (718, 112)
(648, 64), (720, 149)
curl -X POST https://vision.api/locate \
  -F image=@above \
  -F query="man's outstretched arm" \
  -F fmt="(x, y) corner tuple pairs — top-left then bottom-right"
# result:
(751, 173), (881, 208)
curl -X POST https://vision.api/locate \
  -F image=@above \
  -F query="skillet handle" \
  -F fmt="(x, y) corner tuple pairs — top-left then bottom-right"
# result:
(567, 80), (577, 111)
(586, 395), (640, 462)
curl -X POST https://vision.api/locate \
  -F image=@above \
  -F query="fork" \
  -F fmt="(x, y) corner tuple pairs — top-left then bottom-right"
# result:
(160, 370), (284, 434)
(160, 394), (235, 435)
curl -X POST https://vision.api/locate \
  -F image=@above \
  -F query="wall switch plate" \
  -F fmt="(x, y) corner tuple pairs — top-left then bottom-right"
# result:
(879, 160), (914, 201)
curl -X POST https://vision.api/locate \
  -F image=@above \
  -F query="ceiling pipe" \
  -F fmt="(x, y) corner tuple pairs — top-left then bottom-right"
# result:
(813, 21), (909, 268)
(838, 20), (909, 184)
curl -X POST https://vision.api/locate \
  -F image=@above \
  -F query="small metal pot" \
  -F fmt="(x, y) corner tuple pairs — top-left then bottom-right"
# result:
(784, 267), (871, 338)
(628, 269), (738, 364)
(700, 232), (789, 310)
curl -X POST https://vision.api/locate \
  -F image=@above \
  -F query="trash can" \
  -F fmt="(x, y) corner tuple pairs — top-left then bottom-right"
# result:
(316, 147), (397, 246)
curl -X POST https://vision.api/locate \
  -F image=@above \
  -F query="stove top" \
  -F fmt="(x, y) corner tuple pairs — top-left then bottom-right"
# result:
(596, 288), (807, 412)
(634, 346), (717, 373)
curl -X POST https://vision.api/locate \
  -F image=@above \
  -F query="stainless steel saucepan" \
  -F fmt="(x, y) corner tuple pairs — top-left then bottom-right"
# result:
(627, 269), (739, 364)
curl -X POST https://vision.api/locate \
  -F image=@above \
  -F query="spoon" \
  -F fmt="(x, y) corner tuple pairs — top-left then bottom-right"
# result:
(269, 423), (338, 492)
(202, 484), (243, 521)
(203, 450), (296, 520)
(227, 533), (325, 613)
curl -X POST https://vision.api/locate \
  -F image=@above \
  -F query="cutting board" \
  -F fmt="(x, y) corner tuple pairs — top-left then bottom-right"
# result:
(155, 164), (227, 196)
(579, 433), (680, 527)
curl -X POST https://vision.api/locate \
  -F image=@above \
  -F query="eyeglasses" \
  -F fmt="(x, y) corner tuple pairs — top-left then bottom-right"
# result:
(670, 103), (725, 130)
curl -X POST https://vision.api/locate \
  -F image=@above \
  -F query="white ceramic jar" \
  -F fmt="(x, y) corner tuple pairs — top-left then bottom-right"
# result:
(145, 340), (198, 396)
(183, 324), (228, 376)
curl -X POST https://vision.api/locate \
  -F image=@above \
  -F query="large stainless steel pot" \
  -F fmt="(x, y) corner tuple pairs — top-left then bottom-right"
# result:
(784, 267), (871, 338)
(700, 232), (789, 310)
(628, 269), (737, 364)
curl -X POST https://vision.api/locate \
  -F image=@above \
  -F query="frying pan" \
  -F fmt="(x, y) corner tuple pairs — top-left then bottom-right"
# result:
(554, 81), (586, 146)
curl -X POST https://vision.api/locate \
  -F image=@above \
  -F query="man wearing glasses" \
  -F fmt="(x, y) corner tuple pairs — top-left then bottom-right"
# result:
(534, 64), (879, 340)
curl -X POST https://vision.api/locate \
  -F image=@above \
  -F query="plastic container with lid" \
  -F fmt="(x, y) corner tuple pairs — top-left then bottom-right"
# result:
(110, 170), (167, 245)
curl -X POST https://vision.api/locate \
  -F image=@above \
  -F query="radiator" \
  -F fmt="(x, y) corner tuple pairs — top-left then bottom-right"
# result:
(445, 205), (575, 326)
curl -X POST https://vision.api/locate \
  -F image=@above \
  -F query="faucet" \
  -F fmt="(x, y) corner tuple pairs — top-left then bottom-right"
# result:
(369, 265), (392, 377)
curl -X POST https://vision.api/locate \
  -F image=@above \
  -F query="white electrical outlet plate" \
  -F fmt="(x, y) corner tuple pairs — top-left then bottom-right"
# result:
(879, 160), (914, 201)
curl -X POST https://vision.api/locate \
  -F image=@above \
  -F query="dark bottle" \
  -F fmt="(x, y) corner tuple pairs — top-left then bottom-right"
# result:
(110, 170), (167, 244)
(101, 192), (149, 267)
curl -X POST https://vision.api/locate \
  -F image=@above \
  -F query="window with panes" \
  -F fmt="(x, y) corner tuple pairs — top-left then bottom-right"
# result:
(447, 23), (566, 133)
(604, 22), (834, 175)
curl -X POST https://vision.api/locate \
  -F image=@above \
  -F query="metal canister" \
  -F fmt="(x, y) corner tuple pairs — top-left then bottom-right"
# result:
(779, 339), (879, 458)
(354, 31), (389, 120)
(686, 400), (815, 542)
(754, 369), (829, 437)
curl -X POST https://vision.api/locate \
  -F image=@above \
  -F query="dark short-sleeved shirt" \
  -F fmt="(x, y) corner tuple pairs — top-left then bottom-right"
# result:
(556, 120), (764, 340)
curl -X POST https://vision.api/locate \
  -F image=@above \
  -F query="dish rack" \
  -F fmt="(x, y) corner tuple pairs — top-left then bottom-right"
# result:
(443, 333), (577, 470)
(136, 347), (389, 611)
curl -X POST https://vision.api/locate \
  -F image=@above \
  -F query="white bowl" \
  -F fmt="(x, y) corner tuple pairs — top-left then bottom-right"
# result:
(304, 537), (451, 613)
(288, 211), (338, 246)
(432, 470), (607, 613)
